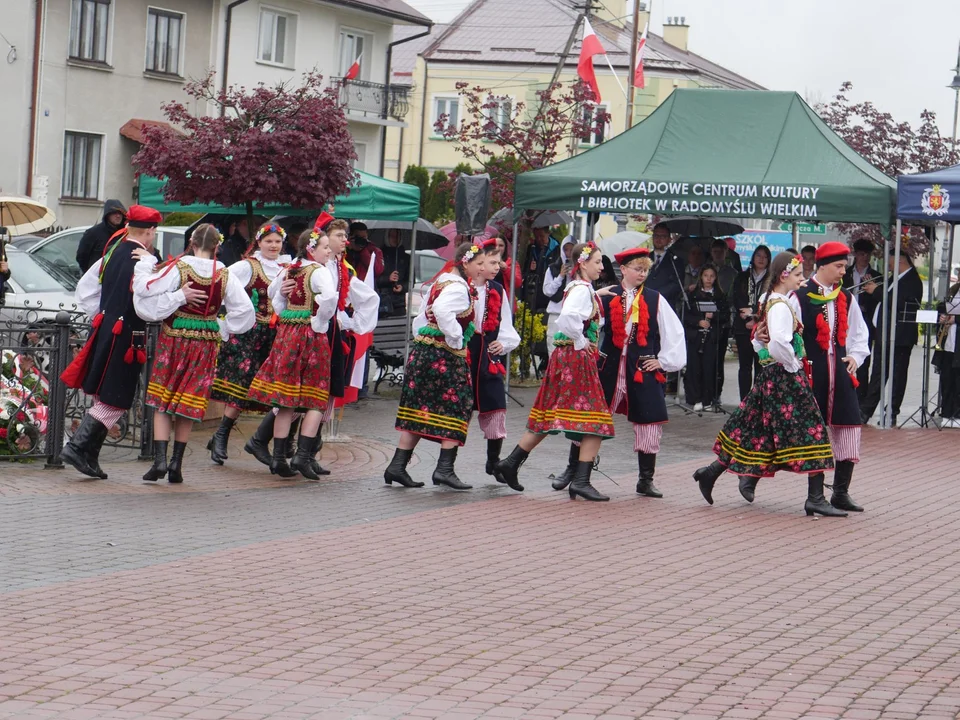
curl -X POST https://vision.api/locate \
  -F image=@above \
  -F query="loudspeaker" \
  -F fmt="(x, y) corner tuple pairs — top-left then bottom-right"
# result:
(454, 174), (492, 236)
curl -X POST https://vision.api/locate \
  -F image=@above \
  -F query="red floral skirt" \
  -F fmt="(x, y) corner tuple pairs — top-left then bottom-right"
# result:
(146, 330), (219, 421)
(527, 344), (615, 440)
(247, 322), (331, 412)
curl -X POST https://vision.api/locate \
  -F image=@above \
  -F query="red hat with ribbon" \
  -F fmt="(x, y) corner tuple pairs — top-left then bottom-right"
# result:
(614, 247), (652, 265)
(126, 205), (162, 228)
(314, 211), (335, 233)
(815, 241), (850, 267)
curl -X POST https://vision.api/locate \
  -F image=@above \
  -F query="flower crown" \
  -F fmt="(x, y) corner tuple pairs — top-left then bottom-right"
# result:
(577, 242), (597, 265)
(781, 255), (802, 279)
(216, 230), (226, 245)
(256, 224), (288, 243)
(307, 230), (321, 251)
(461, 244), (481, 265)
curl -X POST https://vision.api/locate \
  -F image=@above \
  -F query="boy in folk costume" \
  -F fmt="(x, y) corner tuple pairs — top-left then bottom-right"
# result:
(61, 205), (164, 479)
(134, 224), (255, 483)
(556, 247), (685, 498)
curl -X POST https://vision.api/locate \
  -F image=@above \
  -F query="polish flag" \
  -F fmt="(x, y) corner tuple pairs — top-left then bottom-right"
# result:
(577, 18), (605, 102)
(634, 23), (648, 89)
(344, 53), (362, 81)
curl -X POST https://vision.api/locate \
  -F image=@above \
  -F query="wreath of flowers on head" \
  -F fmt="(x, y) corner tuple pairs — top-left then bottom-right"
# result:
(256, 224), (287, 243)
(781, 255), (802, 279)
(577, 243), (596, 265)
(307, 229), (321, 251)
(216, 230), (226, 245)
(461, 244), (481, 265)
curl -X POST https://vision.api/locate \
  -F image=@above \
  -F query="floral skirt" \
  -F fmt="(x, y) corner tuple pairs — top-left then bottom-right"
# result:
(210, 323), (276, 412)
(247, 322), (331, 412)
(527, 344), (615, 440)
(395, 339), (472, 445)
(146, 331), (219, 421)
(713, 362), (834, 477)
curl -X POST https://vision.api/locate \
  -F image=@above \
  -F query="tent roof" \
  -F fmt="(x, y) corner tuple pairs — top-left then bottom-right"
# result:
(515, 88), (897, 225)
(897, 163), (960, 223)
(138, 170), (421, 221)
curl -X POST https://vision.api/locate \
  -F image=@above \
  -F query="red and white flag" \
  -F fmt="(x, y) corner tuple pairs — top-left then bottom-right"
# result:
(577, 18), (605, 102)
(344, 53), (362, 81)
(634, 23), (648, 89)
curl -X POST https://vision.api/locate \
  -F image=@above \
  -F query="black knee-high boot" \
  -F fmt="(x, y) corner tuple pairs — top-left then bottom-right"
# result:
(636, 453), (662, 497)
(805, 473), (847, 517)
(290, 434), (320, 480)
(484, 438), (503, 475)
(84, 419), (110, 479)
(830, 461), (863, 512)
(244, 413), (275, 466)
(432, 447), (472, 490)
(62, 414), (106, 479)
(494, 445), (527, 492)
(384, 448), (423, 488)
(738, 475), (759, 503)
(569, 460), (609, 501)
(270, 437), (297, 478)
(551, 442), (579, 491)
(693, 460), (725, 505)
(285, 417), (300, 459)
(143, 440), (168, 482)
(167, 441), (187, 484)
(310, 425), (330, 476)
(207, 415), (235, 465)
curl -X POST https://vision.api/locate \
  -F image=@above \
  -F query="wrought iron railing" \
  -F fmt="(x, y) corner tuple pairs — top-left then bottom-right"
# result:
(336, 78), (410, 121)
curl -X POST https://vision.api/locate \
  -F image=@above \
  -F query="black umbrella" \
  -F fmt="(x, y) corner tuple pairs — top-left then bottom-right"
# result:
(362, 218), (448, 251)
(660, 216), (744, 237)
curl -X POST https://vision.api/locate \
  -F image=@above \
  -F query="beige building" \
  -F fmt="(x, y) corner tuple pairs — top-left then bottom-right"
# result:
(1, 0), (430, 228)
(384, 0), (762, 183)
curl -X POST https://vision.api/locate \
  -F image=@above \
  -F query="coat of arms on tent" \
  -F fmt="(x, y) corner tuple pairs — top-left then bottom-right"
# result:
(921, 184), (950, 216)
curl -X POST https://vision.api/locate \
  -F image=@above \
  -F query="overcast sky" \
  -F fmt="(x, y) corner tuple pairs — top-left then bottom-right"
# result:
(406, 0), (960, 140)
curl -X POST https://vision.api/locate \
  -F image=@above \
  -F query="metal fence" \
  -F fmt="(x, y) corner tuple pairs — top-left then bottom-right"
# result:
(0, 304), (155, 465)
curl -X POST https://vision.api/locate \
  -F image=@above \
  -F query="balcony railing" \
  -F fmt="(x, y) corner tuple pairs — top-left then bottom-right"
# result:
(336, 78), (409, 122)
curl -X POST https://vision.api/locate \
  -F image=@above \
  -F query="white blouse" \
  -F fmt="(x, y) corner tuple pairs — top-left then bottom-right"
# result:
(811, 280), (870, 368)
(411, 272), (472, 350)
(474, 282), (521, 355)
(557, 280), (602, 351)
(226, 251), (291, 288)
(75, 237), (152, 318)
(132, 255), (255, 340)
(326, 257), (380, 335)
(268, 260), (338, 334)
(763, 292), (803, 374)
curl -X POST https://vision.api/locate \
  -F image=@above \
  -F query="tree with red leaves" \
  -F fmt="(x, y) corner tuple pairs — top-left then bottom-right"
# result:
(134, 71), (357, 236)
(817, 82), (959, 255)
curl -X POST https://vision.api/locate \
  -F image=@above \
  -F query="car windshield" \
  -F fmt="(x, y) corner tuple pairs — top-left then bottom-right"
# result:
(8, 252), (70, 293)
(30, 254), (78, 291)
(416, 253), (446, 283)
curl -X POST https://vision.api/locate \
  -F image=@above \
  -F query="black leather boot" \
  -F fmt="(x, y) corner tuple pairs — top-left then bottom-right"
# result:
(636, 453), (662, 498)
(805, 472), (847, 517)
(494, 445), (527, 492)
(244, 413), (275, 466)
(142, 440), (169, 482)
(830, 460), (863, 512)
(432, 447), (472, 490)
(270, 437), (298, 478)
(485, 438), (503, 476)
(290, 434), (320, 480)
(569, 460), (609, 501)
(167, 441), (187, 484)
(384, 448), (423, 487)
(285, 417), (300, 459)
(551, 442), (579, 491)
(85, 418), (110, 479)
(738, 476), (759, 503)
(207, 416), (235, 465)
(61, 413), (103, 479)
(693, 460), (725, 505)
(310, 427), (330, 476)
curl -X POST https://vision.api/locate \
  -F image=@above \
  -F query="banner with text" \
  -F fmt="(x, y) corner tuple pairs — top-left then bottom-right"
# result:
(733, 230), (793, 259)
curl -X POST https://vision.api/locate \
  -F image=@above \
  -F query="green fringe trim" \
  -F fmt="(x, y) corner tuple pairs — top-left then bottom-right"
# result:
(417, 322), (477, 345)
(553, 321), (598, 346)
(172, 317), (220, 332)
(251, 289), (260, 309)
(280, 309), (311, 321)
(793, 331), (806, 359)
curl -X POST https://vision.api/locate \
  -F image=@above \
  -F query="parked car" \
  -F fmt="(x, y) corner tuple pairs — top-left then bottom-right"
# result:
(408, 250), (446, 316)
(0, 246), (81, 324)
(27, 225), (187, 285)
(7, 235), (46, 251)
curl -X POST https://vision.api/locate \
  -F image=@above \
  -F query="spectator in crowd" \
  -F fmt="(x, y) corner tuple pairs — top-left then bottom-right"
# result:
(493, 236), (522, 307)
(218, 217), (251, 267)
(683, 244), (706, 292)
(378, 229), (410, 317)
(521, 227), (559, 308)
(801, 245), (817, 279)
(710, 239), (738, 298)
(731, 244), (771, 399)
(843, 238), (882, 399)
(76, 199), (126, 272)
(645, 223), (685, 309)
(346, 222), (384, 283)
(0, 254), (8, 305)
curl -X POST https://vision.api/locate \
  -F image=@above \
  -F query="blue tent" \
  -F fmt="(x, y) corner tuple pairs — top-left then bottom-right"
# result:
(896, 164), (960, 223)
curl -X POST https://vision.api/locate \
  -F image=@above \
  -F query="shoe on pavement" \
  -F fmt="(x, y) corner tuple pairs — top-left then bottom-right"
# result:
(693, 402), (704, 412)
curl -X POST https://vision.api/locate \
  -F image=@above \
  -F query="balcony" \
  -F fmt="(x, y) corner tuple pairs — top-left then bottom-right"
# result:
(336, 79), (409, 123)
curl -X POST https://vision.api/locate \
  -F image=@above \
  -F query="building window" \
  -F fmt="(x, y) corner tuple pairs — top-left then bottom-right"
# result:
(69, 0), (111, 63)
(145, 8), (183, 75)
(433, 97), (460, 134)
(484, 95), (512, 134)
(339, 30), (367, 78)
(258, 8), (296, 66)
(62, 132), (103, 200)
(580, 104), (608, 145)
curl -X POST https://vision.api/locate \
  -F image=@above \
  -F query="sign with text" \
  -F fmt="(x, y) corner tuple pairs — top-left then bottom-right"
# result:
(778, 222), (826, 235)
(733, 230), (793, 260)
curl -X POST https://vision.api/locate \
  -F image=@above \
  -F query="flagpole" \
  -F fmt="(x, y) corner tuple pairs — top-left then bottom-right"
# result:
(626, 0), (642, 129)
(603, 54), (628, 100)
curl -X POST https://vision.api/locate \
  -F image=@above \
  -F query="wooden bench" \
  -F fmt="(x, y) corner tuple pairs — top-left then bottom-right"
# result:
(370, 315), (413, 393)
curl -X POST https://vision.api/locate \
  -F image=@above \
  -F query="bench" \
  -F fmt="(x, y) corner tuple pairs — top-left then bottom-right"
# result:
(370, 315), (413, 393)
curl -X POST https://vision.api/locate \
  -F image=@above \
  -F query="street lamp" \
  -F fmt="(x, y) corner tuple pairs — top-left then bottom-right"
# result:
(950, 40), (960, 145)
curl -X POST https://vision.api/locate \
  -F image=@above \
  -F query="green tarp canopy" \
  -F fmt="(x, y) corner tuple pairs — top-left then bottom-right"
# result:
(515, 88), (897, 225)
(138, 169), (421, 221)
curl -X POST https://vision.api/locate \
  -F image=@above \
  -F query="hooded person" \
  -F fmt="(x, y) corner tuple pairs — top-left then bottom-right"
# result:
(76, 199), (127, 273)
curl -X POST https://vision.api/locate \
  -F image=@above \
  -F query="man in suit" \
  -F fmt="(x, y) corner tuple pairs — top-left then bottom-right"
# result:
(645, 223), (685, 309)
(859, 246), (923, 424)
(842, 238), (883, 400)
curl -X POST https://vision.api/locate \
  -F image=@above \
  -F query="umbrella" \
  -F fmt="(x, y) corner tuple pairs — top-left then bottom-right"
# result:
(659, 216), (744, 237)
(435, 222), (498, 260)
(0, 196), (56, 235)
(597, 230), (650, 260)
(363, 218), (447, 250)
(489, 208), (573, 231)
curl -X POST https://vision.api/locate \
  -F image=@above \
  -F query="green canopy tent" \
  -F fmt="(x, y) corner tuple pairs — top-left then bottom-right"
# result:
(139, 169), (422, 363)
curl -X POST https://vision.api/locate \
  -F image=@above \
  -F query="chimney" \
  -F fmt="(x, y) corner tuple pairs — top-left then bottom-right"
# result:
(635, 1), (650, 34)
(662, 15), (689, 51)
(592, 0), (628, 26)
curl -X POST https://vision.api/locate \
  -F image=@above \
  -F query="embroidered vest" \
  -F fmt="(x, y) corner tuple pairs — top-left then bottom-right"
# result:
(758, 297), (805, 366)
(554, 282), (601, 347)
(162, 262), (227, 340)
(280, 265), (320, 324)
(418, 279), (476, 356)
(245, 258), (274, 324)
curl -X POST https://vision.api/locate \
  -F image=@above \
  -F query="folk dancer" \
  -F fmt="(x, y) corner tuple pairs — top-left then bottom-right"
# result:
(693, 253), (839, 515)
(207, 223), (291, 464)
(495, 243), (616, 501)
(384, 242), (487, 490)
(247, 229), (338, 478)
(61, 205), (163, 479)
(134, 224), (255, 483)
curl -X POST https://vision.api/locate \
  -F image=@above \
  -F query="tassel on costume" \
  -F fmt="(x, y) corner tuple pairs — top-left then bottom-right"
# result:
(124, 346), (135, 364)
(634, 370), (644, 383)
(137, 349), (147, 364)
(655, 371), (667, 384)
(112, 318), (124, 335)
(269, 313), (279, 328)
(91, 313), (104, 329)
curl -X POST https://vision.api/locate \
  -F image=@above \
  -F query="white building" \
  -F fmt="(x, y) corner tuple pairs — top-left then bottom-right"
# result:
(0, 0), (431, 228)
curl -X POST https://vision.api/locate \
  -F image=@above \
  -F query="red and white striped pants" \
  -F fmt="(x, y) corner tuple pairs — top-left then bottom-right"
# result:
(88, 400), (125, 429)
(829, 425), (860, 463)
(477, 410), (506, 440)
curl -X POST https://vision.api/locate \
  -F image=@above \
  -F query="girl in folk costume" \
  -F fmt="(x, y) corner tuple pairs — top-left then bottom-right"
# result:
(207, 223), (291, 465)
(384, 242), (487, 490)
(470, 241), (521, 476)
(562, 247), (685, 499)
(247, 229), (338, 479)
(495, 243), (616, 501)
(692, 252), (841, 517)
(134, 224), (255, 484)
(683, 263), (731, 411)
(61, 205), (163, 480)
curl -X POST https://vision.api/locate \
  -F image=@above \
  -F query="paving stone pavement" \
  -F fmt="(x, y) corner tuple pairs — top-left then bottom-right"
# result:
(1, 369), (959, 720)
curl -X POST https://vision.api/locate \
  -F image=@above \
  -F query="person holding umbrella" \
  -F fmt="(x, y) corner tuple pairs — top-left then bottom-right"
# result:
(377, 229), (410, 317)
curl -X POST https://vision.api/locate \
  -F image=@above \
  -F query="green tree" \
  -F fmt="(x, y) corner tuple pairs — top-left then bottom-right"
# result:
(402, 164), (430, 218)
(425, 170), (450, 223)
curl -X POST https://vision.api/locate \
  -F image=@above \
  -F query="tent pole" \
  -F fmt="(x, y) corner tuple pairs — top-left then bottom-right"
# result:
(791, 221), (799, 250)
(506, 220), (520, 395)
(886, 221), (903, 428)
(403, 222), (418, 369)
(878, 226), (893, 428)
